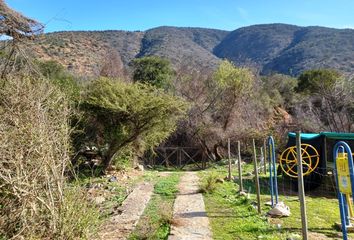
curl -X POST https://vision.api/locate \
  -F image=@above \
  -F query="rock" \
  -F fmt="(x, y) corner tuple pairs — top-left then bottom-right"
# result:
(286, 233), (301, 240)
(239, 191), (247, 197)
(251, 201), (258, 209)
(135, 164), (144, 171)
(87, 188), (96, 195)
(94, 196), (106, 205)
(216, 178), (224, 184)
(246, 172), (253, 176)
(109, 176), (118, 182)
(267, 202), (291, 217)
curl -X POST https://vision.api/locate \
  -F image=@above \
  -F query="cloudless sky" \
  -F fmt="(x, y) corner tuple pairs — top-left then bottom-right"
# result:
(6, 0), (354, 32)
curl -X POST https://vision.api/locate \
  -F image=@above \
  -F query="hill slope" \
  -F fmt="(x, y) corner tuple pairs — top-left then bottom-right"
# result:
(29, 24), (354, 76)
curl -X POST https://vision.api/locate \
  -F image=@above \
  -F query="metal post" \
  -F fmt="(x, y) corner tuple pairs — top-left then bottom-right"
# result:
(228, 138), (232, 181)
(237, 141), (243, 192)
(333, 141), (354, 240)
(296, 131), (308, 240)
(253, 139), (261, 214)
(268, 136), (279, 207)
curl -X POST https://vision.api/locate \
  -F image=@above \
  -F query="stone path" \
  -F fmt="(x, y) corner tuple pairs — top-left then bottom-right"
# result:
(168, 172), (212, 240)
(96, 182), (154, 240)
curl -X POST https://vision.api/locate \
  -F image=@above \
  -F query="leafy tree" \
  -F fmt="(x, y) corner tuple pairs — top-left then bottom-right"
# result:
(297, 69), (340, 94)
(295, 69), (353, 132)
(81, 78), (188, 170)
(173, 60), (265, 161)
(261, 74), (298, 109)
(132, 56), (174, 89)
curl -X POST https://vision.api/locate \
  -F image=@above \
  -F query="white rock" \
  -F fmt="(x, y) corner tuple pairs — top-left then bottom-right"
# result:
(135, 164), (144, 171)
(267, 201), (290, 217)
(94, 196), (106, 205)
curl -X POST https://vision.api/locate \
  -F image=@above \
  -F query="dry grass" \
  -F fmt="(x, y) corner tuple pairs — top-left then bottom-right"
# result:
(0, 75), (98, 239)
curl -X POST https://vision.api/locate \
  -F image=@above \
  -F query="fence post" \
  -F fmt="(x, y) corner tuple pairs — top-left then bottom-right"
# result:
(228, 138), (232, 181)
(263, 140), (267, 174)
(260, 147), (264, 174)
(253, 139), (261, 214)
(296, 131), (308, 240)
(237, 141), (243, 192)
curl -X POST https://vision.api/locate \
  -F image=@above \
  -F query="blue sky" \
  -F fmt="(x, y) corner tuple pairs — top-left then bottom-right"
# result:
(6, 0), (354, 32)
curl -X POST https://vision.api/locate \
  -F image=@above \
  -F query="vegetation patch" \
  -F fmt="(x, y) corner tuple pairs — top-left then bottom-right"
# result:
(200, 164), (350, 239)
(129, 173), (181, 240)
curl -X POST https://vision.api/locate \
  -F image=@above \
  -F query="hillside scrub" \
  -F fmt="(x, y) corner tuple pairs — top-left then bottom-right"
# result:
(132, 56), (174, 89)
(294, 69), (354, 132)
(172, 60), (272, 159)
(79, 78), (189, 170)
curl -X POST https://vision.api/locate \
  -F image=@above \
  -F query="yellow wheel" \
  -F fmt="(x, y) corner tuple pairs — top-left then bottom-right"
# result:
(279, 144), (320, 178)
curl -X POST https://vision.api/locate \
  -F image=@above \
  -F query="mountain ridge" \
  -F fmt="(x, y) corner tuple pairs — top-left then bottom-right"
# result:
(28, 23), (354, 76)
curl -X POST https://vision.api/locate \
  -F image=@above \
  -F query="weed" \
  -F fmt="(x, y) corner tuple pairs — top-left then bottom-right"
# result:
(199, 173), (218, 194)
(58, 186), (101, 239)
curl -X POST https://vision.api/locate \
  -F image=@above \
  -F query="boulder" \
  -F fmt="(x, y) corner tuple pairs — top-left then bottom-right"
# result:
(216, 178), (224, 184)
(135, 164), (144, 171)
(94, 196), (106, 205)
(267, 202), (290, 217)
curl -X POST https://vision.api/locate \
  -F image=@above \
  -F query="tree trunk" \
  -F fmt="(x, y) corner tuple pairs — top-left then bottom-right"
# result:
(213, 144), (222, 161)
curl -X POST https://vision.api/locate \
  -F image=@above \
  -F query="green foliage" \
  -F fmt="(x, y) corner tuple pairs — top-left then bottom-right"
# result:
(58, 186), (101, 239)
(296, 69), (341, 94)
(261, 74), (298, 108)
(37, 60), (80, 101)
(82, 78), (188, 169)
(154, 173), (180, 196)
(132, 56), (174, 89)
(129, 173), (180, 240)
(200, 164), (349, 239)
(199, 173), (218, 194)
(214, 60), (254, 92)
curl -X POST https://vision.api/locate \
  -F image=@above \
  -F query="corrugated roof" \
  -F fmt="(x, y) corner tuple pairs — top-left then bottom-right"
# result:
(288, 132), (354, 140)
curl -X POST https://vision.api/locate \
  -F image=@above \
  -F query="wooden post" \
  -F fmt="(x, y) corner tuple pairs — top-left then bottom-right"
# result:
(296, 131), (308, 240)
(237, 141), (243, 192)
(228, 138), (232, 181)
(263, 140), (267, 174)
(260, 147), (264, 174)
(252, 139), (261, 214)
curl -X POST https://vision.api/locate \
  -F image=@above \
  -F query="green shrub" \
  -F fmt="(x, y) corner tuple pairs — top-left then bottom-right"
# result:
(199, 173), (218, 194)
(81, 78), (189, 170)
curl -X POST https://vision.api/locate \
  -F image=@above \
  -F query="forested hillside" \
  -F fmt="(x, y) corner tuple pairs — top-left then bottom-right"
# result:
(26, 24), (354, 76)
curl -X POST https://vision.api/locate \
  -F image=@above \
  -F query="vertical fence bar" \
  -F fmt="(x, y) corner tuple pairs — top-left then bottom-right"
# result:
(253, 139), (261, 214)
(296, 131), (308, 240)
(268, 136), (279, 207)
(237, 141), (243, 192)
(263, 140), (267, 174)
(260, 147), (264, 174)
(228, 138), (232, 181)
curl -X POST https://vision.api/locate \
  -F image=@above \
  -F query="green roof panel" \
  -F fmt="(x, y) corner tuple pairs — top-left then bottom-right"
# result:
(288, 132), (354, 140)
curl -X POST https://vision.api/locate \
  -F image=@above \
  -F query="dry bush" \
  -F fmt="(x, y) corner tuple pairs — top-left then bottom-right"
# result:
(0, 76), (98, 239)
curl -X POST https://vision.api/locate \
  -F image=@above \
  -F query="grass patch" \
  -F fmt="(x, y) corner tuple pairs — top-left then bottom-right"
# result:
(200, 163), (350, 239)
(199, 173), (219, 193)
(129, 173), (181, 240)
